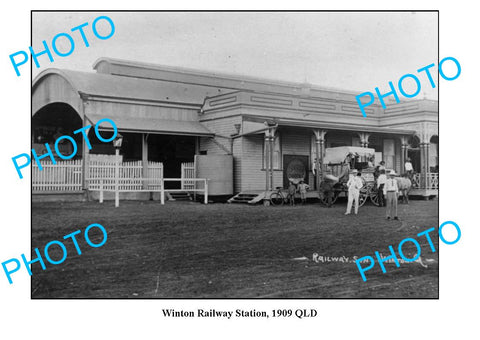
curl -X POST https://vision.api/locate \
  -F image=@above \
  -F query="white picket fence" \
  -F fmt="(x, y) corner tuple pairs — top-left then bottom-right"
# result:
(32, 159), (83, 192)
(88, 160), (164, 191)
(181, 162), (195, 190)
(32, 159), (164, 192)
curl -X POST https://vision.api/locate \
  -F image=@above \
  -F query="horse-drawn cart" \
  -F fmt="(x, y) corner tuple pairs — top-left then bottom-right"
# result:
(318, 146), (380, 207)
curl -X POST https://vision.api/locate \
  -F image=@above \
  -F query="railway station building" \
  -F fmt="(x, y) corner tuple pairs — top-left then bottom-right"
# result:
(32, 58), (438, 201)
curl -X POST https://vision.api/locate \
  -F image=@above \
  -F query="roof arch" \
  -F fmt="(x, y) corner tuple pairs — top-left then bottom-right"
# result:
(32, 68), (214, 136)
(33, 68), (213, 108)
(32, 69), (83, 116)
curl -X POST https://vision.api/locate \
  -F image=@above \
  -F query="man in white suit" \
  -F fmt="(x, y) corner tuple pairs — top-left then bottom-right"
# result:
(345, 169), (363, 215)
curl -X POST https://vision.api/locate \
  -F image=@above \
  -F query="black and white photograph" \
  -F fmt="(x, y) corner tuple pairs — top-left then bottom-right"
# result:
(5, 1), (480, 338)
(29, 11), (439, 298)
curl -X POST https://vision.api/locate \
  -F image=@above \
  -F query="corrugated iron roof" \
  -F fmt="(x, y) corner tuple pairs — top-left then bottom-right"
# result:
(87, 113), (213, 137)
(33, 68), (227, 106)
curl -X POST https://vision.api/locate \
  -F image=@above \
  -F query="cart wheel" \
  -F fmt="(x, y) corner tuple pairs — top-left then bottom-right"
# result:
(332, 191), (339, 204)
(359, 187), (369, 207)
(319, 191), (339, 206)
(270, 192), (284, 206)
(369, 185), (380, 206)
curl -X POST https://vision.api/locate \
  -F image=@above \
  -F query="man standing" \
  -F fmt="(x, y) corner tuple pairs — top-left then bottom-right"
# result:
(345, 170), (363, 215)
(384, 170), (399, 220)
(376, 169), (387, 207)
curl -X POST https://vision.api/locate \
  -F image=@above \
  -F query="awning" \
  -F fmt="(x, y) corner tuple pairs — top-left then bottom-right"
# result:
(86, 114), (214, 137)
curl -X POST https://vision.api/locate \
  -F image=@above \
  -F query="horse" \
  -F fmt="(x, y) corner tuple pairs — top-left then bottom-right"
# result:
(396, 175), (412, 204)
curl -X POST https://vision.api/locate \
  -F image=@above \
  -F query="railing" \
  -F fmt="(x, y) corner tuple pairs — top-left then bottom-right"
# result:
(427, 172), (439, 189)
(181, 162), (195, 190)
(412, 172), (438, 189)
(86, 177), (210, 206)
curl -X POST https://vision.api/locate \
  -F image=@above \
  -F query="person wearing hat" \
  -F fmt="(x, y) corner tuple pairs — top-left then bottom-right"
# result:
(405, 158), (414, 179)
(383, 170), (399, 220)
(345, 169), (363, 215)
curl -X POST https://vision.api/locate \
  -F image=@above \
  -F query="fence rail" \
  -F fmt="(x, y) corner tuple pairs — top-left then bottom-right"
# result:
(87, 177), (210, 206)
(88, 160), (163, 191)
(32, 159), (83, 192)
(31, 158), (200, 193)
(32, 159), (163, 192)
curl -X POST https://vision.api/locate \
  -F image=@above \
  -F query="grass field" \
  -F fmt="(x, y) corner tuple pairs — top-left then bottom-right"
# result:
(31, 198), (439, 298)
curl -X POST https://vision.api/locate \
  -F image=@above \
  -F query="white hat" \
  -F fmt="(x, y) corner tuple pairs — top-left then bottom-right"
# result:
(351, 169), (358, 174)
(388, 170), (397, 176)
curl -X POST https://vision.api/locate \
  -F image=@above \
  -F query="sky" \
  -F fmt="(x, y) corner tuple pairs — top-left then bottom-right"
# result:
(31, 11), (438, 99)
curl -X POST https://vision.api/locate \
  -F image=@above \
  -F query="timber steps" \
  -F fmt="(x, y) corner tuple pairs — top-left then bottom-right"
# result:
(228, 191), (266, 204)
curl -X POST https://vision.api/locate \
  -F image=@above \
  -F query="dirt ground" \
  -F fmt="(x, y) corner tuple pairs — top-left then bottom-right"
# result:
(31, 198), (439, 298)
